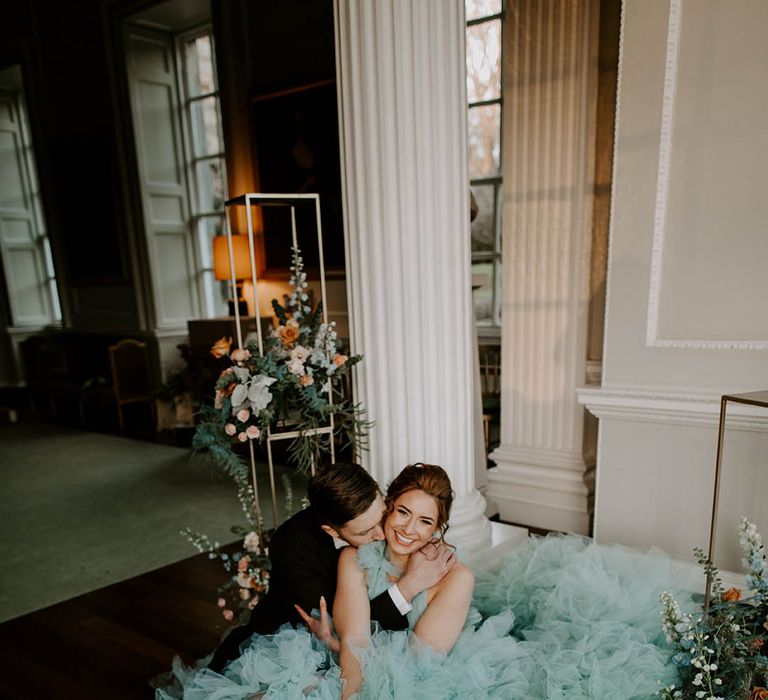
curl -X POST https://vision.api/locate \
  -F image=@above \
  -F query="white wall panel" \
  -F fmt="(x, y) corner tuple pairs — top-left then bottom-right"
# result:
(581, 0), (768, 569)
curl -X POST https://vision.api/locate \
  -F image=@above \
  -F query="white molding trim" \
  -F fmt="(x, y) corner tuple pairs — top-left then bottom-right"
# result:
(645, 0), (683, 347)
(644, 0), (768, 350)
(577, 385), (768, 431)
(491, 445), (585, 473)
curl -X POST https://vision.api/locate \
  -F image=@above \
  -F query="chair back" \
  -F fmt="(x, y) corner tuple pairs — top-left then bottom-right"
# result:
(109, 339), (152, 401)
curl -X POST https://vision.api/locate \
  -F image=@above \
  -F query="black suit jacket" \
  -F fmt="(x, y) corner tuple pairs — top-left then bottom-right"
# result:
(209, 506), (408, 671)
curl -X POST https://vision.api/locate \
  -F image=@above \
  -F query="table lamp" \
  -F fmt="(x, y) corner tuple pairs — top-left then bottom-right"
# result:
(213, 235), (251, 316)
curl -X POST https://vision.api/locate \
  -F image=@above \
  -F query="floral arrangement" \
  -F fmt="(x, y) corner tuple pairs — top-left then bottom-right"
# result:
(659, 518), (768, 700)
(182, 475), (299, 623)
(185, 245), (372, 622)
(193, 245), (372, 473)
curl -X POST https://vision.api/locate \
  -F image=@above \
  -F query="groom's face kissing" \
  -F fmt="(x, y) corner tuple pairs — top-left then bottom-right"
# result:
(384, 489), (439, 556)
(331, 493), (387, 547)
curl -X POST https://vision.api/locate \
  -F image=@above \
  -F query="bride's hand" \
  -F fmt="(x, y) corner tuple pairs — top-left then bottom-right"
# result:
(294, 596), (340, 653)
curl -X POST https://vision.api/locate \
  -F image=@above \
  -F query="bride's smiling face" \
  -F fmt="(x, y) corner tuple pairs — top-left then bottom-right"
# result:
(384, 489), (439, 556)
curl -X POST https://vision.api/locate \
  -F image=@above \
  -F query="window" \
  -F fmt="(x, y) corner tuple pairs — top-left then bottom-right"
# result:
(125, 20), (228, 329)
(465, 0), (503, 332)
(0, 65), (61, 328)
(178, 29), (228, 318)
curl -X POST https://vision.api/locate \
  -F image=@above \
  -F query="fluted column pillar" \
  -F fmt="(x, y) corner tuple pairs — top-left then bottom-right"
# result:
(486, 0), (599, 534)
(335, 0), (491, 548)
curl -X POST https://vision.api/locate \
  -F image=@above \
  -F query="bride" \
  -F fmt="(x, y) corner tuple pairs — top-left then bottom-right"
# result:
(334, 463), (473, 698)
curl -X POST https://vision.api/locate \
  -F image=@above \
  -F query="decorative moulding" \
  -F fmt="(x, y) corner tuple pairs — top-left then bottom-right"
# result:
(643, 0), (768, 350)
(576, 385), (768, 431)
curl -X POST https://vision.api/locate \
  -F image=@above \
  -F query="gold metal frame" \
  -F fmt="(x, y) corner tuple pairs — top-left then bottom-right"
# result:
(705, 390), (768, 609)
(223, 193), (334, 529)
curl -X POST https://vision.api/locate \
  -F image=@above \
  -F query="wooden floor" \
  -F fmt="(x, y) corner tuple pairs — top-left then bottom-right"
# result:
(0, 550), (234, 699)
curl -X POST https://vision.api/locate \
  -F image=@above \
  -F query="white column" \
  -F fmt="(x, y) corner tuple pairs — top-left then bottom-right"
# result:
(334, 0), (491, 548)
(486, 0), (599, 535)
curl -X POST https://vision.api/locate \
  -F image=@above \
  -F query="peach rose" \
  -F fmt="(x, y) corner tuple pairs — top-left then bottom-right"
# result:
(299, 374), (314, 387)
(279, 320), (300, 346)
(224, 423), (237, 436)
(333, 353), (348, 367)
(237, 572), (252, 588)
(231, 347), (251, 363)
(752, 638), (764, 652)
(237, 556), (251, 572)
(245, 425), (260, 440)
(236, 408), (250, 422)
(222, 609), (234, 622)
(239, 588), (251, 600)
(749, 688), (768, 700)
(217, 597), (226, 608)
(237, 432), (247, 442)
(210, 336), (232, 358)
(723, 587), (741, 602)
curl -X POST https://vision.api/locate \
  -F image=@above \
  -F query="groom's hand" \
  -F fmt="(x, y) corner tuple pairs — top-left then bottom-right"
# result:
(395, 540), (456, 603)
(294, 596), (340, 653)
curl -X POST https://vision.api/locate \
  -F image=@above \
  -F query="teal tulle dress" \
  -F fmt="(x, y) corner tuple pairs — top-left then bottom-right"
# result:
(156, 534), (698, 699)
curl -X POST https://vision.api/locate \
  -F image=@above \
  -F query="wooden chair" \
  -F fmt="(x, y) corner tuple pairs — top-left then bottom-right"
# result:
(478, 344), (502, 456)
(108, 339), (155, 435)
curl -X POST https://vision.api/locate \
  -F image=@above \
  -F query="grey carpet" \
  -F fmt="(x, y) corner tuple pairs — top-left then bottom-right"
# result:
(0, 421), (305, 622)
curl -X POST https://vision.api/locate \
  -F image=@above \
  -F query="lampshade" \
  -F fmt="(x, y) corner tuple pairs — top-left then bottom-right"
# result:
(213, 235), (252, 281)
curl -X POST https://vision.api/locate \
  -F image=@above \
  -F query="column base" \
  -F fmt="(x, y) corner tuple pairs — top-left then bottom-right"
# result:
(448, 489), (493, 550)
(486, 446), (590, 535)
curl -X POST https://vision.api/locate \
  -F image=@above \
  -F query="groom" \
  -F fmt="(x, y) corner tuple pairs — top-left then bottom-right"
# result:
(208, 461), (456, 672)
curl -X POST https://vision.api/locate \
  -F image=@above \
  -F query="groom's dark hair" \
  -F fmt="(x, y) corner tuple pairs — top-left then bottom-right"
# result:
(308, 462), (380, 528)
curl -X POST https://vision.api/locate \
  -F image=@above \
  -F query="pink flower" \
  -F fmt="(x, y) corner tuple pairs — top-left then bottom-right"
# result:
(230, 348), (251, 363)
(237, 432), (247, 442)
(224, 423), (237, 436)
(237, 556), (251, 572)
(245, 425), (260, 440)
(222, 609), (234, 621)
(236, 408), (250, 422)
(243, 531), (261, 554)
(217, 597), (226, 608)
(298, 374), (314, 387)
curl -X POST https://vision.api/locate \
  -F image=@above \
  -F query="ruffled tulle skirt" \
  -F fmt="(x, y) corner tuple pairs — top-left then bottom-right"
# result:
(157, 534), (699, 699)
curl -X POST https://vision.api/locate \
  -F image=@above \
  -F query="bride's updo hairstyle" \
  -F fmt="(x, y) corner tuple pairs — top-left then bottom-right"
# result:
(385, 463), (454, 540)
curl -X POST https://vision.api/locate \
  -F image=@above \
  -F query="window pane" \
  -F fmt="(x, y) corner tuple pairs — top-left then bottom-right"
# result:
(467, 103), (501, 178)
(190, 96), (222, 157)
(471, 261), (495, 323)
(195, 157), (226, 213)
(466, 19), (501, 103)
(185, 35), (215, 98)
(465, 0), (502, 22)
(470, 182), (497, 253)
(196, 215), (224, 269)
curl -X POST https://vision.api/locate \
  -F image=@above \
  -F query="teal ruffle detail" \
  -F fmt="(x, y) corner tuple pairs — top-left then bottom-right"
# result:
(157, 534), (698, 699)
(356, 541), (427, 628)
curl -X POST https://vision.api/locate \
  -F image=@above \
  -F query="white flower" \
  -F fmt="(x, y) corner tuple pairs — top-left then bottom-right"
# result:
(287, 358), (305, 375)
(243, 531), (261, 554)
(290, 345), (309, 362)
(247, 374), (277, 411)
(231, 383), (248, 408)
